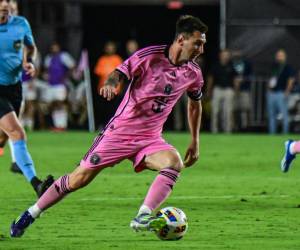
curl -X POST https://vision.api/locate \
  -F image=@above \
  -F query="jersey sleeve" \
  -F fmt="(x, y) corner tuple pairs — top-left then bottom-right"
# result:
(187, 69), (204, 101)
(116, 52), (145, 81)
(61, 52), (76, 69)
(23, 18), (35, 46)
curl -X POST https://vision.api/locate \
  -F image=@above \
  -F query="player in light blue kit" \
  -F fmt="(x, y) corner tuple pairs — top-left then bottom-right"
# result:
(0, 0), (53, 196)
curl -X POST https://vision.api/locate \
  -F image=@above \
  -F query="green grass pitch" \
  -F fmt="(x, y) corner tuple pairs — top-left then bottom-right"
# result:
(0, 132), (300, 249)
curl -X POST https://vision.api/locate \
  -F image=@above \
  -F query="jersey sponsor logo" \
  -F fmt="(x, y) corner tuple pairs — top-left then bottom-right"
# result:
(152, 96), (169, 113)
(90, 153), (101, 165)
(13, 40), (22, 51)
(164, 84), (173, 95)
(152, 84), (172, 113)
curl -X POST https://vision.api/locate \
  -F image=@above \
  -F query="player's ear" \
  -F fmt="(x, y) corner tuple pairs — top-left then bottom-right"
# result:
(177, 34), (185, 46)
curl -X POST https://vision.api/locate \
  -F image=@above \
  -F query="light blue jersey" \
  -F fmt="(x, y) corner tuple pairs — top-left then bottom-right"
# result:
(0, 15), (34, 85)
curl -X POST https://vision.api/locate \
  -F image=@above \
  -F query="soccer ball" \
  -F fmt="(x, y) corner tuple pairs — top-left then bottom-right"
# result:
(155, 207), (188, 240)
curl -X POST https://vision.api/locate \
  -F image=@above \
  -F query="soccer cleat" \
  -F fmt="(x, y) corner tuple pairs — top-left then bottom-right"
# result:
(281, 140), (296, 173)
(10, 162), (23, 175)
(130, 213), (166, 232)
(10, 211), (35, 238)
(35, 175), (55, 198)
(0, 147), (4, 156)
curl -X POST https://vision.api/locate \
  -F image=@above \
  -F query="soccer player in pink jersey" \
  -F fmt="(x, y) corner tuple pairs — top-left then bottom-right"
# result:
(281, 140), (300, 172)
(11, 15), (208, 237)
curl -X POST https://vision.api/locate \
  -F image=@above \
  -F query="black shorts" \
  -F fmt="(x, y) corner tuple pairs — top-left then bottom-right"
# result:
(0, 82), (22, 119)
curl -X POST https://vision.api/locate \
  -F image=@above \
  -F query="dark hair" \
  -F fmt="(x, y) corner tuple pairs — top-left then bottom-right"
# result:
(175, 15), (208, 38)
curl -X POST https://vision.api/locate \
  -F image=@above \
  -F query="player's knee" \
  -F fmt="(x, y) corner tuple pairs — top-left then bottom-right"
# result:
(171, 161), (184, 172)
(8, 127), (26, 141)
(165, 153), (184, 172)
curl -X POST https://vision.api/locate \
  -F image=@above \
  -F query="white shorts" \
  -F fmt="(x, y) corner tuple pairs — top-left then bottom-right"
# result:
(45, 84), (67, 102)
(22, 80), (38, 101)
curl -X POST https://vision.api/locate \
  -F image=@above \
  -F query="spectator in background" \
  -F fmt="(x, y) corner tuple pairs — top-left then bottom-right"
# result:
(207, 49), (238, 133)
(33, 70), (50, 130)
(125, 39), (139, 57)
(94, 41), (123, 129)
(267, 49), (295, 134)
(21, 51), (42, 131)
(44, 42), (75, 131)
(94, 41), (123, 93)
(68, 63), (88, 129)
(232, 50), (253, 130)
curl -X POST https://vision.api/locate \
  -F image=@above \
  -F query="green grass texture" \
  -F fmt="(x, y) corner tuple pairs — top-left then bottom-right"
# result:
(0, 132), (300, 250)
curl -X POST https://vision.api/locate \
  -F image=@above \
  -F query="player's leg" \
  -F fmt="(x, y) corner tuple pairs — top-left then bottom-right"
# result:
(211, 87), (221, 133)
(223, 88), (234, 133)
(10, 164), (102, 237)
(8, 139), (23, 174)
(131, 149), (183, 232)
(0, 111), (53, 195)
(0, 130), (22, 174)
(51, 85), (68, 131)
(281, 140), (300, 172)
(0, 129), (8, 156)
(11, 133), (134, 237)
(278, 92), (289, 134)
(267, 92), (277, 134)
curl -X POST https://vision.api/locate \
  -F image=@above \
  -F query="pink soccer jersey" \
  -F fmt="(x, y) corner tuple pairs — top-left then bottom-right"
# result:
(103, 45), (204, 138)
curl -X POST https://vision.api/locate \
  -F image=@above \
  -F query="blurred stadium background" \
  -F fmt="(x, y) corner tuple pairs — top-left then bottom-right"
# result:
(15, 0), (300, 134)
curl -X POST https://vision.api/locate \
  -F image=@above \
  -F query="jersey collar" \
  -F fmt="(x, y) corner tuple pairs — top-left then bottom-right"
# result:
(164, 44), (188, 67)
(7, 15), (14, 24)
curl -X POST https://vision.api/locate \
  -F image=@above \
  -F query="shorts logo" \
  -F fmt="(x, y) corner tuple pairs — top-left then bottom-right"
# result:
(90, 154), (101, 165)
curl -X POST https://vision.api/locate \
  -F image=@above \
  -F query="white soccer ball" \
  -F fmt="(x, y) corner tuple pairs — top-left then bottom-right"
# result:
(155, 206), (188, 240)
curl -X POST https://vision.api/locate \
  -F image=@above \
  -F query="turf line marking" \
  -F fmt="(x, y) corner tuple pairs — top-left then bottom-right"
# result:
(13, 194), (290, 202)
(80, 194), (290, 201)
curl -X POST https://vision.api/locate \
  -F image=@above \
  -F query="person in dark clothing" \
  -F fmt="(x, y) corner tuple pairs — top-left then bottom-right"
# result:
(267, 49), (295, 134)
(207, 49), (238, 133)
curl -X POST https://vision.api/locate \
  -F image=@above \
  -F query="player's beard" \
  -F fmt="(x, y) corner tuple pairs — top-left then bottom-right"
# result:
(190, 52), (199, 61)
(0, 10), (9, 22)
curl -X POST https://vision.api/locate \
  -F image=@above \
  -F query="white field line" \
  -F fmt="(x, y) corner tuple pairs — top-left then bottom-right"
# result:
(13, 194), (290, 202)
(78, 194), (291, 201)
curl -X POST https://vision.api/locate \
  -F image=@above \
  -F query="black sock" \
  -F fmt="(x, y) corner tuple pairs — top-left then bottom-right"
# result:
(30, 176), (42, 191)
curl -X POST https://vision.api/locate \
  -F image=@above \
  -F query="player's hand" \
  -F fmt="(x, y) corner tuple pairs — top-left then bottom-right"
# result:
(184, 140), (199, 167)
(23, 62), (36, 77)
(99, 86), (117, 101)
(23, 62), (35, 77)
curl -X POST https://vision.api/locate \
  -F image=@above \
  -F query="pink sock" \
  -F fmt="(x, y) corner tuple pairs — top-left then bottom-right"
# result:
(37, 175), (71, 211)
(291, 141), (300, 154)
(143, 168), (180, 211)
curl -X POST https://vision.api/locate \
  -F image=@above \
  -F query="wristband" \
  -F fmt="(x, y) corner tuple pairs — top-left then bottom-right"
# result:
(27, 58), (33, 64)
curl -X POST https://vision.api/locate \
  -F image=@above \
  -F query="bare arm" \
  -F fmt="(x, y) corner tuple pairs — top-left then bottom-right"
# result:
(99, 70), (128, 101)
(24, 44), (37, 62)
(184, 98), (202, 167)
(23, 44), (37, 77)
